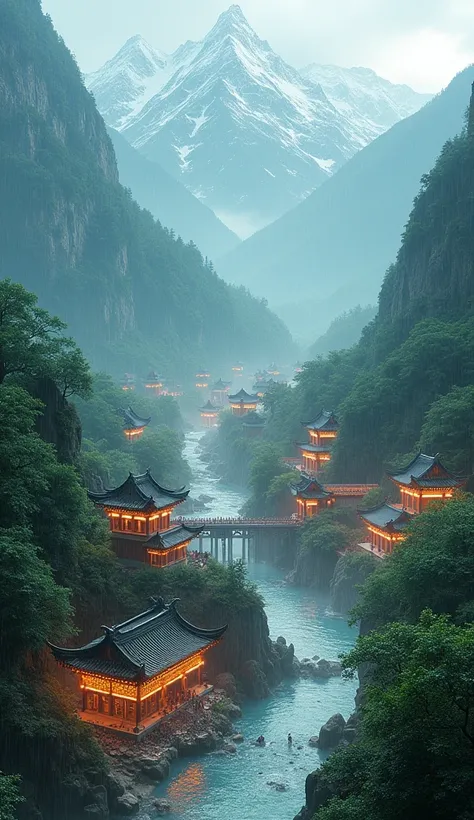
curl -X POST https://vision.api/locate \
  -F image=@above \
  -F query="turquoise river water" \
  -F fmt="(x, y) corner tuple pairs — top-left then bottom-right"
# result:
(154, 432), (357, 819)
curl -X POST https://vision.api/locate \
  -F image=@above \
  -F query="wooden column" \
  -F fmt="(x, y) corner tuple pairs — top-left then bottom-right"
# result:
(135, 682), (142, 731)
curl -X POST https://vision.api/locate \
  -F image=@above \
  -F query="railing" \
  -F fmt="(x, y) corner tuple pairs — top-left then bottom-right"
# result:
(176, 516), (302, 527)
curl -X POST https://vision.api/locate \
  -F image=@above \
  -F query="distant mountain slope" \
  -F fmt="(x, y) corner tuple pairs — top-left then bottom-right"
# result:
(0, 0), (292, 380)
(308, 305), (377, 358)
(301, 64), (431, 137)
(219, 66), (474, 330)
(108, 127), (240, 259)
(87, 6), (427, 238)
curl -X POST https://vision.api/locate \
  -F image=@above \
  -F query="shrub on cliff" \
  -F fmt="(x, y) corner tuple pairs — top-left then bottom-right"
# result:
(313, 611), (474, 820)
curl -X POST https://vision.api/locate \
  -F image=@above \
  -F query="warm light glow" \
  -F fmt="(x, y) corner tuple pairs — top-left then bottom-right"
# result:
(110, 513), (120, 518)
(164, 674), (184, 688)
(134, 516), (147, 521)
(185, 660), (205, 675)
(140, 685), (162, 701)
(122, 515), (133, 520)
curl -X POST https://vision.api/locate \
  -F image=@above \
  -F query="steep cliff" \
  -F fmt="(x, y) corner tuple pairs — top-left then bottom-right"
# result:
(0, 0), (293, 377)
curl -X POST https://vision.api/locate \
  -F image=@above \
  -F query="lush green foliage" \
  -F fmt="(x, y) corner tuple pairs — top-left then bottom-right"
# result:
(243, 443), (289, 517)
(308, 305), (376, 358)
(0, 773), (23, 820)
(419, 384), (474, 474)
(353, 494), (474, 629)
(0, 279), (91, 396)
(315, 612), (474, 820)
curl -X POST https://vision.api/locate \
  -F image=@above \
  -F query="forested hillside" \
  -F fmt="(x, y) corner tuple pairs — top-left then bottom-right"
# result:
(220, 67), (474, 333)
(263, 84), (474, 485)
(0, 0), (292, 379)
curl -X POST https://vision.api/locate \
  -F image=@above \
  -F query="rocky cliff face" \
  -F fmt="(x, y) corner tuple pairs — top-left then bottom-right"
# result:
(30, 377), (82, 464)
(0, 0), (293, 377)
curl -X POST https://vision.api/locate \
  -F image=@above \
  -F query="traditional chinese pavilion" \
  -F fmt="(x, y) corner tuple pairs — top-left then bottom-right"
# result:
(292, 476), (335, 518)
(211, 379), (231, 406)
(162, 383), (183, 397)
(232, 362), (244, 377)
(267, 363), (280, 377)
(49, 597), (227, 736)
(359, 503), (413, 556)
(358, 453), (466, 558)
(120, 374), (135, 392)
(144, 372), (164, 396)
(121, 407), (151, 442)
(88, 471), (202, 567)
(242, 412), (266, 438)
(253, 377), (276, 399)
(298, 410), (339, 473)
(292, 476), (378, 519)
(228, 388), (259, 416)
(200, 400), (219, 428)
(195, 369), (211, 389)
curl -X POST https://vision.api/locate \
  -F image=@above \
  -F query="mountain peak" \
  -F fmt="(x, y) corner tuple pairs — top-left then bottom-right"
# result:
(212, 4), (252, 35)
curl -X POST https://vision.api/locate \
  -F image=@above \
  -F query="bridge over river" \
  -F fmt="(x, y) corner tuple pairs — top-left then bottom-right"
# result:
(177, 516), (302, 563)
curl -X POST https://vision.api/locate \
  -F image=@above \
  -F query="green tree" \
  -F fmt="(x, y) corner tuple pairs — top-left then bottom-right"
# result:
(0, 529), (72, 665)
(315, 611), (474, 820)
(354, 494), (474, 629)
(133, 427), (190, 487)
(244, 443), (286, 516)
(419, 384), (474, 474)
(0, 773), (23, 820)
(0, 279), (90, 396)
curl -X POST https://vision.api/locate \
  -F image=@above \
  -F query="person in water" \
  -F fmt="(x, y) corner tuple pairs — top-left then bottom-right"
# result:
(288, 733), (293, 745)
(256, 735), (265, 746)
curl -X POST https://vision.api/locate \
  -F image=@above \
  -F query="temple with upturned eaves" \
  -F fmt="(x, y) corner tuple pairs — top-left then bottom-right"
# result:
(88, 471), (202, 567)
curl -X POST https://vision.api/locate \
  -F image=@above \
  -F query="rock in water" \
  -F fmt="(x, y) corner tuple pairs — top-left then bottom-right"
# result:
(116, 792), (140, 816)
(241, 660), (270, 698)
(317, 714), (346, 749)
(153, 798), (172, 815)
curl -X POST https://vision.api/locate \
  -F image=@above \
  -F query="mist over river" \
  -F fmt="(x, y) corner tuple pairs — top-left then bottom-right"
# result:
(155, 431), (357, 819)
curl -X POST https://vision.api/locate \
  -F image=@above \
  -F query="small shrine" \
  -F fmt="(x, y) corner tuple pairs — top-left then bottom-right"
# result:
(144, 372), (164, 396)
(211, 379), (231, 406)
(298, 410), (339, 473)
(358, 453), (466, 558)
(121, 407), (151, 441)
(228, 388), (259, 417)
(49, 597), (227, 736)
(120, 374), (135, 392)
(88, 471), (202, 567)
(292, 476), (335, 518)
(195, 369), (210, 389)
(242, 412), (266, 438)
(200, 400), (219, 428)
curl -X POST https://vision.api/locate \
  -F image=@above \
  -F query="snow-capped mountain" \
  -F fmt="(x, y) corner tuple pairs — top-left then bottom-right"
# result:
(301, 64), (432, 139)
(87, 5), (430, 237)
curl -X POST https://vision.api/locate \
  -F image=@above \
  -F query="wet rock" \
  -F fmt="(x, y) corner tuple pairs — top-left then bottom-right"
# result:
(276, 636), (287, 646)
(241, 660), (270, 699)
(214, 673), (239, 702)
(153, 798), (172, 815)
(163, 747), (178, 762)
(116, 792), (140, 816)
(308, 737), (319, 747)
(342, 728), (357, 744)
(318, 714), (346, 750)
(105, 772), (126, 804)
(232, 733), (244, 743)
(267, 781), (288, 792)
(312, 655), (320, 662)
(223, 743), (237, 754)
(293, 769), (333, 820)
(140, 759), (170, 782)
(178, 731), (217, 756)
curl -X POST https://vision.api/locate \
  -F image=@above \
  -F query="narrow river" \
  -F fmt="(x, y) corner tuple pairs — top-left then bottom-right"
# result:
(155, 431), (357, 819)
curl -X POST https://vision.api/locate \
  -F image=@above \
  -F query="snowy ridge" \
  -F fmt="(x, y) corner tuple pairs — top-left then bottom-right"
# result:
(87, 5), (430, 237)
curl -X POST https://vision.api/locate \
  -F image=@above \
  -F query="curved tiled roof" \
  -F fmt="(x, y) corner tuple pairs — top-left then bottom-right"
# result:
(291, 475), (333, 500)
(49, 598), (227, 681)
(359, 503), (413, 532)
(302, 410), (338, 432)
(121, 406), (151, 431)
(228, 388), (259, 402)
(388, 452), (465, 488)
(298, 443), (333, 453)
(146, 524), (204, 550)
(200, 400), (219, 412)
(88, 470), (189, 511)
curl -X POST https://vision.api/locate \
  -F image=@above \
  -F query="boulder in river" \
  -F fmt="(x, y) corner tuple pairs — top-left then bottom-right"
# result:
(214, 672), (239, 702)
(317, 713), (346, 749)
(241, 660), (270, 698)
(153, 798), (172, 815)
(115, 792), (139, 816)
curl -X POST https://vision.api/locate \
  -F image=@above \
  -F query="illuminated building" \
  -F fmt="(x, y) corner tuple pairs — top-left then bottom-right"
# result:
(195, 369), (210, 390)
(163, 383), (183, 397)
(291, 476), (335, 518)
(120, 373), (135, 392)
(88, 471), (202, 567)
(144, 371), (164, 396)
(359, 453), (466, 558)
(267, 363), (280, 377)
(292, 476), (378, 519)
(199, 400), (219, 428)
(253, 377), (276, 399)
(211, 379), (231, 406)
(231, 363), (244, 377)
(49, 597), (227, 735)
(121, 407), (151, 441)
(297, 410), (339, 473)
(228, 388), (259, 417)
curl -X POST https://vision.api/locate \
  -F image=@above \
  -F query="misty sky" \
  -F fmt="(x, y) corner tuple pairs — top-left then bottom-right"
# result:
(41, 0), (474, 91)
